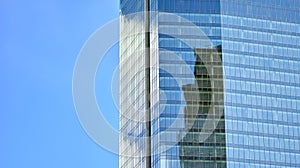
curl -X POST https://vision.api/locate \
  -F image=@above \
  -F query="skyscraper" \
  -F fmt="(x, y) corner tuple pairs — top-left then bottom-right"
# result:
(119, 0), (300, 167)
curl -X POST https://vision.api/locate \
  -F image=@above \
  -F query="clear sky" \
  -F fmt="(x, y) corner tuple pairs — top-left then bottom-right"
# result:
(1, 0), (120, 167)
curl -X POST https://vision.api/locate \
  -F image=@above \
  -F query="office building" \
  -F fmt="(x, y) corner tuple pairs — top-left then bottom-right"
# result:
(119, 0), (300, 167)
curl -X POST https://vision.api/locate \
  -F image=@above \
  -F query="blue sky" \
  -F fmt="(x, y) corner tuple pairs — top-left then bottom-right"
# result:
(1, 0), (120, 167)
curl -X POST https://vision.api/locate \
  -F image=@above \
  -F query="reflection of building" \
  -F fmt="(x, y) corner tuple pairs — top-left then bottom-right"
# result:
(180, 46), (226, 167)
(119, 0), (300, 168)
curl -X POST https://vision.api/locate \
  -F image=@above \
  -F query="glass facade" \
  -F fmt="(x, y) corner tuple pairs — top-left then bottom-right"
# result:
(221, 0), (300, 167)
(119, 0), (147, 167)
(120, 0), (300, 168)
